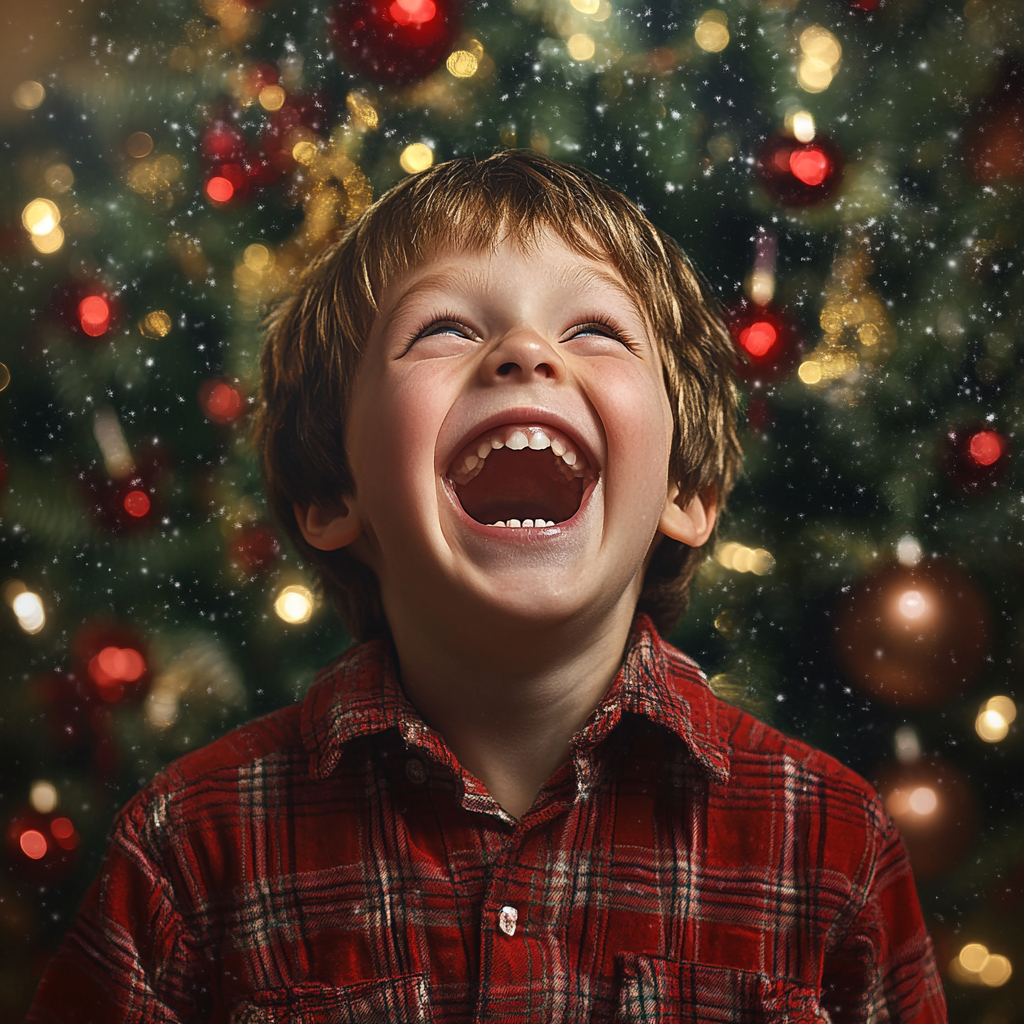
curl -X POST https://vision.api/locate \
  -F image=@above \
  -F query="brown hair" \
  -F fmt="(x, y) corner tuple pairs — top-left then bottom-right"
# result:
(255, 149), (742, 641)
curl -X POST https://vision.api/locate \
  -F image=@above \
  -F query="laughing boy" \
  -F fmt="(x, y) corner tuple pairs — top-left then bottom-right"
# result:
(28, 151), (945, 1023)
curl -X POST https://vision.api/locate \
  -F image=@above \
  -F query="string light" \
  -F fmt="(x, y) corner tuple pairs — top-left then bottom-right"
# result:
(400, 143), (434, 174)
(206, 176), (235, 203)
(274, 585), (315, 624)
(975, 695), (1016, 743)
(968, 429), (1003, 466)
(786, 109), (816, 143)
(694, 10), (729, 52)
(22, 198), (60, 236)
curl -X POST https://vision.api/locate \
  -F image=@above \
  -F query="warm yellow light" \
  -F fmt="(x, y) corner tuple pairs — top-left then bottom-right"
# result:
(976, 709), (1008, 742)
(789, 110), (816, 143)
(12, 591), (45, 634)
(980, 954), (1012, 987)
(800, 25), (842, 65)
(0, 363), (9, 392)
(31, 226), (65, 254)
(897, 589), (927, 620)
(126, 131), (154, 158)
(908, 786), (937, 816)
(292, 140), (317, 165)
(716, 542), (774, 575)
(400, 143), (434, 174)
(985, 694), (1016, 723)
(446, 50), (479, 77)
(243, 243), (272, 271)
(274, 585), (314, 624)
(567, 33), (596, 60)
(746, 269), (775, 305)
(798, 26), (840, 93)
(22, 198), (60, 236)
(570, 0), (600, 11)
(30, 780), (58, 814)
(140, 310), (173, 339)
(145, 683), (180, 728)
(12, 80), (45, 110)
(259, 85), (286, 111)
(798, 360), (822, 384)
(959, 943), (989, 973)
(45, 163), (74, 192)
(695, 9), (729, 52)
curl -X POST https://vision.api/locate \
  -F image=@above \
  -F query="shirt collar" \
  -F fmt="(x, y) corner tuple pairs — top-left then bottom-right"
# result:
(301, 613), (730, 785)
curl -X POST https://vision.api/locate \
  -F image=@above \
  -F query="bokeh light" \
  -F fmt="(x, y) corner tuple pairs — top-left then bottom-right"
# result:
(19, 830), (47, 860)
(126, 131), (154, 158)
(78, 296), (111, 337)
(975, 695), (1016, 743)
(139, 310), (173, 339)
(389, 0), (436, 26)
(798, 360), (822, 384)
(447, 50), (479, 77)
(951, 942), (1013, 987)
(897, 589), (927, 620)
(45, 163), (74, 192)
(12, 590), (45, 634)
(12, 80), (45, 110)
(968, 429), (1003, 466)
(789, 147), (830, 186)
(22, 198), (60, 236)
(201, 381), (245, 423)
(567, 34), (596, 60)
(123, 490), (152, 518)
(570, 0), (600, 11)
(400, 143), (434, 174)
(89, 646), (147, 700)
(274, 585), (314, 624)
(798, 25), (841, 93)
(50, 817), (79, 850)
(716, 542), (775, 576)
(738, 320), (777, 357)
(787, 109), (816, 143)
(243, 244), (272, 271)
(0, 362), (9, 391)
(694, 10), (729, 52)
(259, 85), (286, 111)
(896, 535), (922, 567)
(30, 781), (58, 814)
(206, 176), (235, 203)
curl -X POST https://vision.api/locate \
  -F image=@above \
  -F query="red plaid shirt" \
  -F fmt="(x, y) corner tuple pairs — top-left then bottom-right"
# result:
(28, 615), (945, 1023)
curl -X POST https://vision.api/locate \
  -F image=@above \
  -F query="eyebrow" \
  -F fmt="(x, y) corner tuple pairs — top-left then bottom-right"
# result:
(380, 268), (490, 337)
(552, 262), (647, 325)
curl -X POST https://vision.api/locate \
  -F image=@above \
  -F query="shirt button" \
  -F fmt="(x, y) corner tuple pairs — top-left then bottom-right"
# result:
(498, 905), (518, 937)
(405, 758), (427, 784)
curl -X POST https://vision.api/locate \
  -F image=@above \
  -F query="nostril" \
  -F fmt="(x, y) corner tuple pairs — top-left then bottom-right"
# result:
(497, 362), (516, 376)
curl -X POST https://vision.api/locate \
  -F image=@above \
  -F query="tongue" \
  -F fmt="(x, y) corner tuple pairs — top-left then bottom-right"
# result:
(455, 448), (583, 525)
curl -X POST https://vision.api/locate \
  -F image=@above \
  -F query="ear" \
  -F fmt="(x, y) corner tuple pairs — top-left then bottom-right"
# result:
(658, 484), (718, 547)
(294, 499), (362, 551)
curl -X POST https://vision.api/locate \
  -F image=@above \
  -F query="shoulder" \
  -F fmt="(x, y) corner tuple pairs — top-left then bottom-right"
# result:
(116, 703), (307, 838)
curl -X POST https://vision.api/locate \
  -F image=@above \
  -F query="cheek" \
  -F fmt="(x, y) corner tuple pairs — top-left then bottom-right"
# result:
(599, 364), (674, 479)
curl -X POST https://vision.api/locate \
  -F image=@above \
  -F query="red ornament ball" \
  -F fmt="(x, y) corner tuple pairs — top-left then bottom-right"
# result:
(757, 133), (843, 206)
(6, 809), (81, 882)
(943, 424), (1010, 492)
(836, 560), (991, 707)
(874, 758), (977, 881)
(327, 0), (460, 84)
(724, 299), (800, 382)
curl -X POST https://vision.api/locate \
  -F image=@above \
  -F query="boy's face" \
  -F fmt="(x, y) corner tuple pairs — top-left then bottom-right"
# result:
(306, 230), (712, 634)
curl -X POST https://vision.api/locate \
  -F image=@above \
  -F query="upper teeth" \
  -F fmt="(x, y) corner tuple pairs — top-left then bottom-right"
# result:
(448, 424), (588, 485)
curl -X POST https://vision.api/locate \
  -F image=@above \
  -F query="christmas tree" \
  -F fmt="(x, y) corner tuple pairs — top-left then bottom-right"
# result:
(2, 0), (1022, 1018)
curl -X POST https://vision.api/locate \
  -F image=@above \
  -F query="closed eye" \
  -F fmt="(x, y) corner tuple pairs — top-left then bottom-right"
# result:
(564, 319), (638, 351)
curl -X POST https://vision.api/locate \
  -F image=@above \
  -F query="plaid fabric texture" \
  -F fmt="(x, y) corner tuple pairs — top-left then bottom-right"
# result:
(27, 615), (946, 1023)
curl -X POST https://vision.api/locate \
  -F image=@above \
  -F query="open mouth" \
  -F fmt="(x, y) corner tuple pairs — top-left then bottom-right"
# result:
(446, 423), (597, 528)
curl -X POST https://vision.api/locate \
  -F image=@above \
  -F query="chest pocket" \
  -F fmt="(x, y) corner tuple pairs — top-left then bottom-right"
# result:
(613, 956), (830, 1024)
(229, 974), (432, 1024)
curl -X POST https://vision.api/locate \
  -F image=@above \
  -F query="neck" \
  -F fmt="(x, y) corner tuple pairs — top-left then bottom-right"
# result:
(390, 600), (638, 819)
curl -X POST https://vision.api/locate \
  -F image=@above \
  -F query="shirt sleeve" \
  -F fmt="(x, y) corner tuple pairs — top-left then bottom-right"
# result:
(25, 786), (208, 1024)
(820, 805), (948, 1024)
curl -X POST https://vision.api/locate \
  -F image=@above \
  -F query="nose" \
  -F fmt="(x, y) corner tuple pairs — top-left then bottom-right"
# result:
(481, 330), (564, 383)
